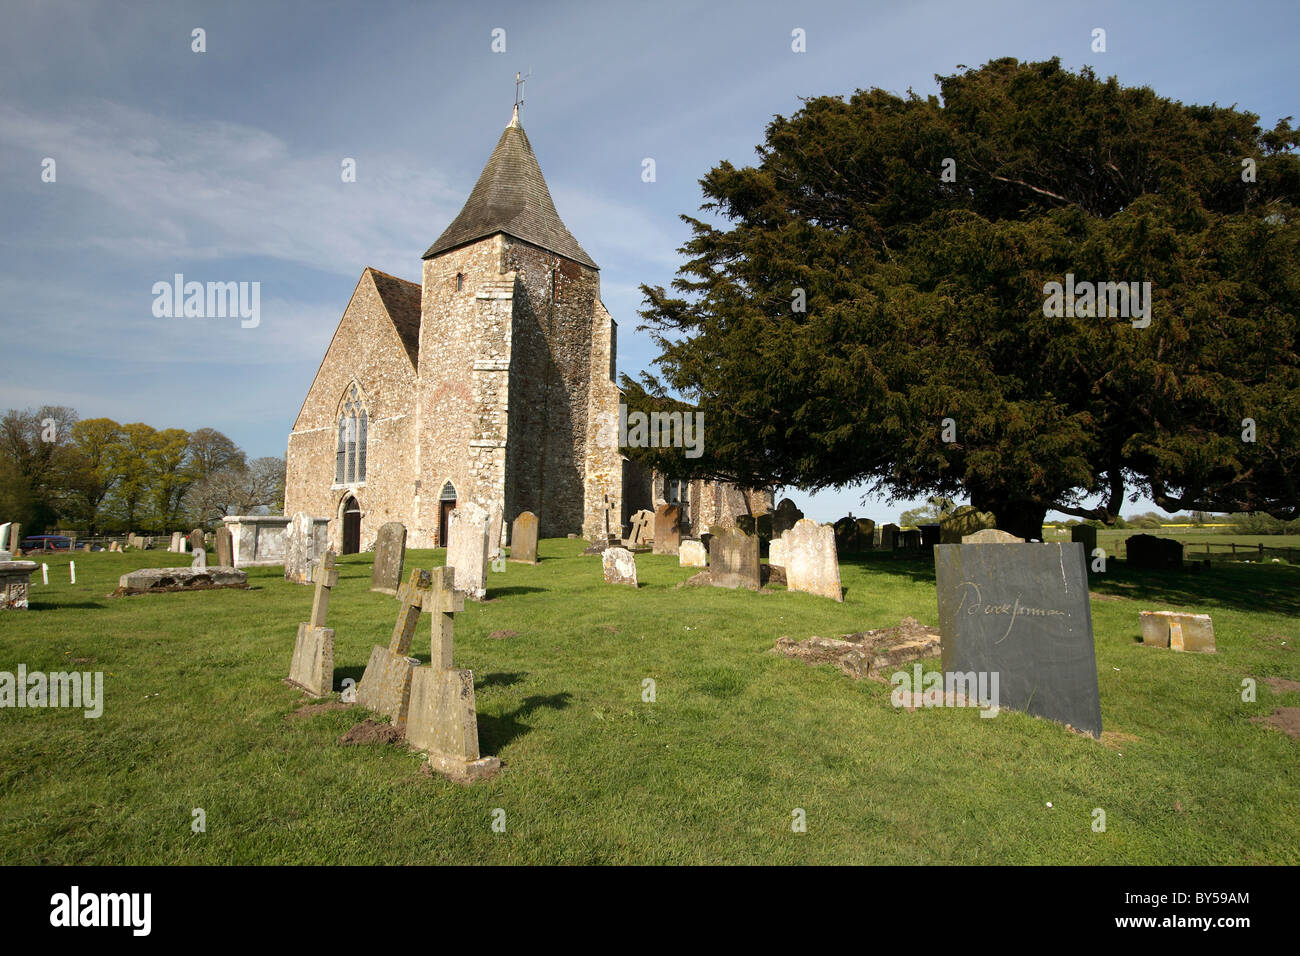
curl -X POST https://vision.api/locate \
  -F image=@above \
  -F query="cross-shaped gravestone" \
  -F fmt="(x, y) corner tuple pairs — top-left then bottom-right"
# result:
(406, 564), (498, 782)
(287, 549), (338, 697)
(604, 494), (619, 541)
(355, 567), (434, 725)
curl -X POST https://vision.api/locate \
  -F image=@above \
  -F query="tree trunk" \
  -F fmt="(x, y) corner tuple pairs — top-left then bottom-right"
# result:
(972, 491), (1048, 542)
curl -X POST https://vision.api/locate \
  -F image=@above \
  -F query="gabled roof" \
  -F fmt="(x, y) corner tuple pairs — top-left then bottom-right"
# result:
(367, 268), (422, 366)
(423, 109), (598, 269)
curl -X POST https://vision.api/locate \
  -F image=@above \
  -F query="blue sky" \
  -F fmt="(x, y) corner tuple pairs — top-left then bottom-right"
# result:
(2, 0), (1296, 523)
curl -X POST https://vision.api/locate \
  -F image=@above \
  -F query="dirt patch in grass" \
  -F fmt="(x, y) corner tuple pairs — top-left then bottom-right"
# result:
(603, 625), (621, 634)
(1251, 708), (1300, 740)
(488, 629), (519, 640)
(1264, 677), (1300, 694)
(1089, 591), (1128, 603)
(774, 617), (941, 681)
(339, 719), (405, 746)
(1257, 633), (1294, 651)
(1100, 730), (1141, 750)
(288, 700), (350, 720)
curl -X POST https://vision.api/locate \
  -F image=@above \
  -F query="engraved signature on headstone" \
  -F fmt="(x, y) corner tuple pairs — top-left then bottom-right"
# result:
(954, 581), (1067, 644)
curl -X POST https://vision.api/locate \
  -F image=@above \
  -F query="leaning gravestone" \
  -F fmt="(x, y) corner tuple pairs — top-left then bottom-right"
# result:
(628, 509), (655, 547)
(510, 511), (539, 564)
(215, 526), (234, 567)
(939, 506), (997, 544)
(288, 550), (338, 697)
(284, 512), (320, 584)
(679, 539), (708, 568)
(446, 502), (489, 600)
(935, 541), (1102, 738)
(709, 525), (761, 590)
(653, 504), (681, 556)
(1126, 534), (1183, 570)
(602, 547), (638, 587)
(783, 519), (843, 601)
(1140, 610), (1215, 653)
(356, 568), (434, 727)
(405, 566), (499, 781)
(772, 498), (804, 539)
(370, 521), (407, 594)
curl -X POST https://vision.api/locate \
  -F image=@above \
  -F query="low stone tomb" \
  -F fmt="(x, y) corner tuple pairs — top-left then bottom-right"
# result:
(404, 566), (499, 782)
(1126, 534), (1183, 570)
(370, 521), (407, 594)
(603, 547), (638, 586)
(113, 566), (248, 596)
(783, 519), (842, 601)
(355, 568), (434, 727)
(510, 511), (539, 564)
(0, 561), (39, 610)
(1140, 610), (1215, 653)
(935, 541), (1101, 737)
(287, 550), (338, 696)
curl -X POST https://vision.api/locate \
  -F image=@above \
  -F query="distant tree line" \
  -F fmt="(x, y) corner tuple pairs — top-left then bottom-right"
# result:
(0, 406), (283, 535)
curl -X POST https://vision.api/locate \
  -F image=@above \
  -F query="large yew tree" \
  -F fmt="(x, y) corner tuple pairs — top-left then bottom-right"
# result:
(639, 58), (1299, 540)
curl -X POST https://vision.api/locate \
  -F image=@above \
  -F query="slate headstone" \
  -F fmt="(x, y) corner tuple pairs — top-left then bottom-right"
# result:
(935, 541), (1102, 738)
(370, 521), (407, 594)
(510, 511), (539, 564)
(708, 525), (760, 590)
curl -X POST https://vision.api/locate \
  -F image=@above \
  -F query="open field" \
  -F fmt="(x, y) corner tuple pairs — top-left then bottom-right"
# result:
(1, 542), (1297, 865)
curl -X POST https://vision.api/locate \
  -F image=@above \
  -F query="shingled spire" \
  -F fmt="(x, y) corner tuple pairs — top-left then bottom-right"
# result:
(423, 112), (597, 268)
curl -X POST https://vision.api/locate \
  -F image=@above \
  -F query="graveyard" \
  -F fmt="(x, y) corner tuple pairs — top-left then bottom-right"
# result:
(1, 537), (1296, 865)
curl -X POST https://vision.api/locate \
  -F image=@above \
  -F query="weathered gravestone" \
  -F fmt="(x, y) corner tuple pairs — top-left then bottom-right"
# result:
(370, 521), (407, 594)
(833, 516), (860, 553)
(1071, 524), (1098, 558)
(355, 568), (434, 727)
(189, 528), (205, 553)
(284, 511), (325, 585)
(287, 550), (338, 697)
(405, 567), (500, 781)
(679, 539), (708, 568)
(783, 519), (843, 601)
(1139, 610), (1216, 653)
(1126, 534), (1183, 570)
(963, 528), (1025, 544)
(446, 502), (489, 599)
(602, 547), (638, 587)
(628, 509), (655, 547)
(191, 549), (208, 569)
(709, 525), (761, 590)
(214, 526), (233, 567)
(940, 506), (997, 544)
(935, 542), (1102, 738)
(879, 523), (900, 551)
(0, 560), (38, 610)
(653, 504), (681, 556)
(772, 498), (804, 539)
(510, 511), (539, 564)
(768, 537), (785, 567)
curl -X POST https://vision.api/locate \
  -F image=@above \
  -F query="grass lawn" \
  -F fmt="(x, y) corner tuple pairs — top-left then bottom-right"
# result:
(1, 541), (1297, 865)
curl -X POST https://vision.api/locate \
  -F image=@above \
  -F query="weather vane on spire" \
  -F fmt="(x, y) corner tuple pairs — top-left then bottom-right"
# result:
(514, 68), (532, 111)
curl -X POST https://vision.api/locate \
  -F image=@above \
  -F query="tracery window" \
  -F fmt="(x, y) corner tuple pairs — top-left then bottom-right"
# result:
(335, 384), (368, 484)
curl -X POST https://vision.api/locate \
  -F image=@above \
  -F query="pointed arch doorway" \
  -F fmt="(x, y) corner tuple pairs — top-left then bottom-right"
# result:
(342, 496), (362, 554)
(438, 482), (457, 548)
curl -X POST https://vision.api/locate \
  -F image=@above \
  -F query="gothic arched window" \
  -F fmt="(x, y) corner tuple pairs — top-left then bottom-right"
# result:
(335, 384), (368, 485)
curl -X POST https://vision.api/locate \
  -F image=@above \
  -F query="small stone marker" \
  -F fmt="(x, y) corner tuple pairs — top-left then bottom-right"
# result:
(679, 539), (708, 568)
(355, 568), (434, 727)
(1140, 610), (1215, 653)
(879, 523), (900, 551)
(783, 518), (843, 601)
(288, 550), (338, 696)
(708, 525), (761, 590)
(215, 526), (234, 567)
(191, 549), (208, 569)
(602, 547), (638, 587)
(962, 528), (1025, 544)
(404, 567), (499, 781)
(772, 498), (804, 539)
(653, 504), (681, 556)
(1126, 534), (1183, 570)
(446, 502), (489, 600)
(510, 511), (539, 564)
(370, 521), (407, 594)
(935, 541), (1102, 738)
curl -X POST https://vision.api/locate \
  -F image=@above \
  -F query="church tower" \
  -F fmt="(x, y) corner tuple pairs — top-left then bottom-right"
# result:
(411, 106), (622, 547)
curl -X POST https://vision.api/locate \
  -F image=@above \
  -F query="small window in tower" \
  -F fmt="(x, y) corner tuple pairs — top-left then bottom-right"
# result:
(456, 273), (464, 292)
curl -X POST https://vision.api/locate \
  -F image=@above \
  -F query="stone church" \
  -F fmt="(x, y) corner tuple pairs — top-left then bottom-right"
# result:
(285, 106), (767, 553)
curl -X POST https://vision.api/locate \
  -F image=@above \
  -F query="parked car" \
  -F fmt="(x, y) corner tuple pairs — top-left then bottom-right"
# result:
(19, 535), (75, 552)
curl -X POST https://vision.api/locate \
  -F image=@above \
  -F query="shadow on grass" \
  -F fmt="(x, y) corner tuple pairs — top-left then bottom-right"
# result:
(335, 666), (366, 688)
(1090, 561), (1300, 615)
(476, 671), (526, 691)
(27, 601), (107, 610)
(486, 586), (548, 598)
(477, 691), (572, 752)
